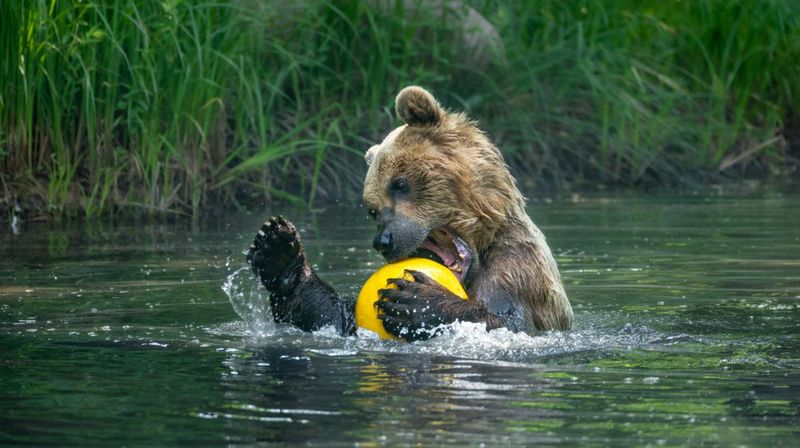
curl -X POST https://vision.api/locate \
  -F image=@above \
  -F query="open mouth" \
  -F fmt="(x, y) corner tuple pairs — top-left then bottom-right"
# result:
(409, 228), (473, 283)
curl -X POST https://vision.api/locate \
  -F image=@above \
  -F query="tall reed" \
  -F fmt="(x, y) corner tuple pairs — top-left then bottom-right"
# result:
(1, 0), (797, 218)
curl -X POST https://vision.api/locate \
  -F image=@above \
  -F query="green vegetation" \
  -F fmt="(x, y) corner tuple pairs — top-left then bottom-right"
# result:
(2, 0), (798, 218)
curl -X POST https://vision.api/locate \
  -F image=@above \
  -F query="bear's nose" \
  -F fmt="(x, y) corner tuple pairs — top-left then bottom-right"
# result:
(373, 230), (394, 256)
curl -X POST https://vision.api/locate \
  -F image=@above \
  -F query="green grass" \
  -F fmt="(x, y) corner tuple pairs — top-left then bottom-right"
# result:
(1, 0), (798, 218)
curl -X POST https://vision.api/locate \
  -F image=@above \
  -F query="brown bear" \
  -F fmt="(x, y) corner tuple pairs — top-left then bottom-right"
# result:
(247, 86), (572, 341)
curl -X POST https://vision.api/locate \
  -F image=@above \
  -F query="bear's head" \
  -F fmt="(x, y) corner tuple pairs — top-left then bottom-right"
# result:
(363, 86), (524, 283)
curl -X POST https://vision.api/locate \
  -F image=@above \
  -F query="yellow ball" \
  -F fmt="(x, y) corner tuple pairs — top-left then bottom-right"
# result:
(355, 257), (468, 340)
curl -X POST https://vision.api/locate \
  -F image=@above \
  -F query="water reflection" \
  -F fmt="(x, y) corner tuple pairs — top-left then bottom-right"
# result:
(213, 347), (559, 445)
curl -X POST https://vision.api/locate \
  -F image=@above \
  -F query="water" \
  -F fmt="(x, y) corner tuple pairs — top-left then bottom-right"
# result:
(2, 194), (798, 446)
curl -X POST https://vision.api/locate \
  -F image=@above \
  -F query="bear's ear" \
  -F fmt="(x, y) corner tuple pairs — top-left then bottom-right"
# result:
(364, 144), (379, 166)
(395, 86), (444, 127)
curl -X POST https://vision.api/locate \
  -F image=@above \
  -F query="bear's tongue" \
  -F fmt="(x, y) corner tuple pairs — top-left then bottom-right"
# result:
(416, 230), (472, 283)
(419, 239), (457, 267)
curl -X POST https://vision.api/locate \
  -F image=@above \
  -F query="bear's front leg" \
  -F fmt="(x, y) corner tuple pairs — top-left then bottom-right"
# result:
(247, 216), (355, 335)
(375, 269), (491, 341)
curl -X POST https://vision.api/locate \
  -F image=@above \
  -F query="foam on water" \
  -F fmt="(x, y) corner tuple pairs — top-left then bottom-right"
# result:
(221, 264), (665, 363)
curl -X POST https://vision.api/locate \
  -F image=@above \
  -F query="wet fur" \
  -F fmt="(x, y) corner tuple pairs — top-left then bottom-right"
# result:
(248, 86), (572, 340)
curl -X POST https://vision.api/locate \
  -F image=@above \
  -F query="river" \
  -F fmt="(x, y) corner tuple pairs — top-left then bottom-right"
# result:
(2, 193), (798, 445)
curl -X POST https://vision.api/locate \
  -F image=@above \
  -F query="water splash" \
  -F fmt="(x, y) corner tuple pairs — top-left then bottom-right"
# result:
(222, 266), (276, 339)
(220, 264), (667, 362)
(220, 265), (666, 362)
(340, 320), (666, 362)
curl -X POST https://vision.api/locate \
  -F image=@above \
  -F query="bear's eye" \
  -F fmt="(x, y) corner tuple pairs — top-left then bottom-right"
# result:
(390, 177), (410, 195)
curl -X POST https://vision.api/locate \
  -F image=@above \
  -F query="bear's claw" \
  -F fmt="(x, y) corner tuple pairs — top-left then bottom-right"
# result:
(247, 215), (305, 291)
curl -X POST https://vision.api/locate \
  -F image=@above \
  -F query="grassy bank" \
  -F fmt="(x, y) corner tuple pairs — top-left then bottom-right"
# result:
(2, 0), (798, 218)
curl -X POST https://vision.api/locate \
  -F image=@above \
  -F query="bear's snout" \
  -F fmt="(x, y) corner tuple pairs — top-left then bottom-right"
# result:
(373, 229), (394, 257)
(371, 210), (429, 262)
